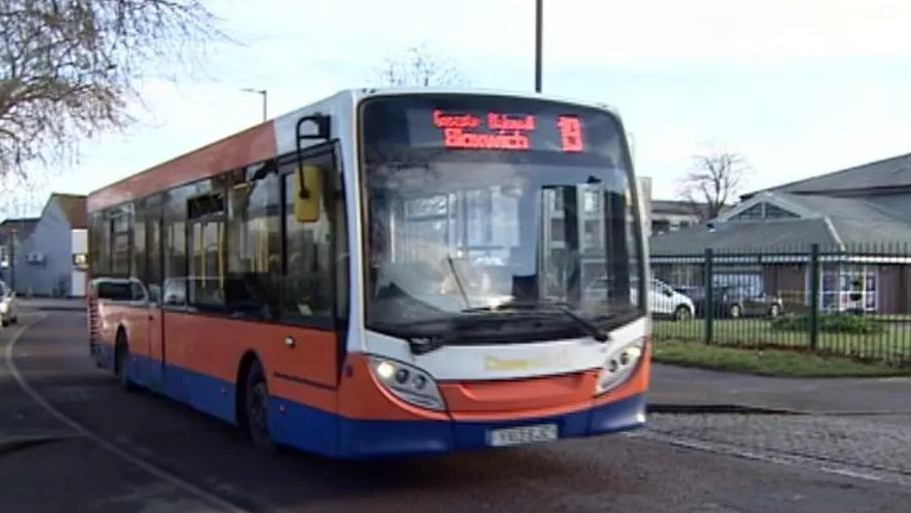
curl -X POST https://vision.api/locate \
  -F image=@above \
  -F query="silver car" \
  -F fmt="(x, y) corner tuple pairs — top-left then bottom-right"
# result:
(0, 280), (19, 327)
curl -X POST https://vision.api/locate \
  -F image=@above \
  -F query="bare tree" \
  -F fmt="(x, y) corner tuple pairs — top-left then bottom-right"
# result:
(374, 43), (468, 88)
(0, 0), (229, 184)
(0, 174), (41, 219)
(677, 142), (749, 221)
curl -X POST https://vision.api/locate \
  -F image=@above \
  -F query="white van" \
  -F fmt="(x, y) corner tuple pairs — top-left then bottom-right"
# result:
(584, 276), (695, 321)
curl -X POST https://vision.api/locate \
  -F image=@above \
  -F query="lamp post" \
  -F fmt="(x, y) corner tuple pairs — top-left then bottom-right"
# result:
(534, 0), (543, 93)
(241, 88), (268, 122)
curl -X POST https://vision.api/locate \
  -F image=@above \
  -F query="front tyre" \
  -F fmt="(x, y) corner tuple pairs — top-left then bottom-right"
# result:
(245, 361), (279, 456)
(673, 305), (692, 321)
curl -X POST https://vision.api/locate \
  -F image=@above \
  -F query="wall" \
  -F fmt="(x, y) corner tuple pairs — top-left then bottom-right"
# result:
(762, 264), (807, 311)
(14, 201), (73, 296)
(71, 229), (87, 297)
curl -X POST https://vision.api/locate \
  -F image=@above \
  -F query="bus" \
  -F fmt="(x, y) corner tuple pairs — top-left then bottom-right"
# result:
(86, 88), (652, 459)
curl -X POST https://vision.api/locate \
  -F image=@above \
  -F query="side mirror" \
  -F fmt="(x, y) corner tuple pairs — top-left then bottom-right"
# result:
(663, 289), (674, 297)
(294, 164), (323, 223)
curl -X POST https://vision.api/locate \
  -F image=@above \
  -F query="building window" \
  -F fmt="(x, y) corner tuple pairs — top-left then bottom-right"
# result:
(730, 204), (763, 221)
(582, 188), (599, 214)
(583, 219), (601, 250)
(651, 219), (670, 234)
(763, 203), (799, 219)
(72, 253), (88, 270)
(729, 202), (800, 222)
(815, 265), (877, 312)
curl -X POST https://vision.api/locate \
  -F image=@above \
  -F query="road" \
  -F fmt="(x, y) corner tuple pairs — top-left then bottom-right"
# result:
(2, 310), (911, 513)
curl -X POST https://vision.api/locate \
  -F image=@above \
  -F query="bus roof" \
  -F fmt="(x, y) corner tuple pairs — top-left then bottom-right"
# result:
(86, 88), (622, 212)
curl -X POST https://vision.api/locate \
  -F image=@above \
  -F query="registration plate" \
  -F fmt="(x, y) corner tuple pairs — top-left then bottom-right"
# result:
(488, 424), (559, 447)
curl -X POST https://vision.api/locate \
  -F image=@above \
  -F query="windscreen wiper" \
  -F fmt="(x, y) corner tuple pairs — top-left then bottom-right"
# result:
(368, 317), (455, 355)
(463, 300), (610, 342)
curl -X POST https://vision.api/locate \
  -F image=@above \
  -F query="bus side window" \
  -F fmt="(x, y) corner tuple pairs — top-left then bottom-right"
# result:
(281, 151), (338, 325)
(227, 166), (282, 321)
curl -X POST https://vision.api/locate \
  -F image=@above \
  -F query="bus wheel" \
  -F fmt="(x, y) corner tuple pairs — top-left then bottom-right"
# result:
(115, 330), (135, 392)
(244, 362), (279, 455)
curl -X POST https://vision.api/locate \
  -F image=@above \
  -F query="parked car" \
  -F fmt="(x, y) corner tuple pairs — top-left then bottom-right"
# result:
(584, 276), (695, 321)
(0, 280), (20, 327)
(680, 284), (783, 319)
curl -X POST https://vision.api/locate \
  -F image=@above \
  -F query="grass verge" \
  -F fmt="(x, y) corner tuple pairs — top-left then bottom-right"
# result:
(653, 319), (911, 361)
(652, 340), (911, 378)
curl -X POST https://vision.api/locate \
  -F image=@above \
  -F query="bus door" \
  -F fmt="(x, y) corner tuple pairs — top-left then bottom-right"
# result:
(279, 147), (347, 386)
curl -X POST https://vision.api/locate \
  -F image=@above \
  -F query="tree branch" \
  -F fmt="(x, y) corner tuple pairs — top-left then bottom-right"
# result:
(675, 141), (749, 221)
(371, 42), (469, 88)
(0, 0), (230, 193)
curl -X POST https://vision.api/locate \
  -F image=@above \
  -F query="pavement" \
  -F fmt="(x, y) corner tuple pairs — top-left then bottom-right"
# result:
(649, 363), (911, 415)
(2, 309), (911, 512)
(15, 297), (85, 312)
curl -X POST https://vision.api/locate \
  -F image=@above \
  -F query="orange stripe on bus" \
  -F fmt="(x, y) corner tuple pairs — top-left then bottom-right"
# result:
(158, 312), (339, 412)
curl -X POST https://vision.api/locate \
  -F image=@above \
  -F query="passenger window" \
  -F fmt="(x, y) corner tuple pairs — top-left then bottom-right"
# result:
(129, 281), (147, 302)
(188, 192), (227, 312)
(162, 278), (187, 307)
(163, 186), (191, 308)
(132, 200), (147, 283)
(145, 196), (163, 298)
(227, 163), (282, 320)
(281, 151), (346, 324)
(110, 211), (132, 277)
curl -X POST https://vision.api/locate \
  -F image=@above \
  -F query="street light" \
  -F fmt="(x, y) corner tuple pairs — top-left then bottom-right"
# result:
(535, 0), (543, 93)
(241, 88), (268, 122)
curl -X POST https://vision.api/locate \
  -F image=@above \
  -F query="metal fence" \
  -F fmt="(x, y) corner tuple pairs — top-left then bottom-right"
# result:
(650, 243), (911, 368)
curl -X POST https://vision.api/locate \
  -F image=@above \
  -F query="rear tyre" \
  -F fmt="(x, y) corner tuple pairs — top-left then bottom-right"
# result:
(244, 362), (279, 456)
(768, 304), (781, 318)
(728, 304), (742, 319)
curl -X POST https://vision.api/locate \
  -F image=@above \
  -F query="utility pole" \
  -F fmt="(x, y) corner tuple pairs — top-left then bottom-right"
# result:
(241, 88), (268, 122)
(534, 0), (543, 93)
(9, 228), (16, 292)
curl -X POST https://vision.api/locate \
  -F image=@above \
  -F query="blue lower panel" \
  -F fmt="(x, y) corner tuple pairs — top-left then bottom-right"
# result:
(327, 393), (647, 459)
(94, 347), (647, 459)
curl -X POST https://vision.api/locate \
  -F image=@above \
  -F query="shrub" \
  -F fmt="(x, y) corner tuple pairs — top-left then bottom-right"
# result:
(770, 313), (886, 335)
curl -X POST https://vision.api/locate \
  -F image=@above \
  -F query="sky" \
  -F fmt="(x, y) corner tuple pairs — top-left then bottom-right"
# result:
(12, 0), (911, 216)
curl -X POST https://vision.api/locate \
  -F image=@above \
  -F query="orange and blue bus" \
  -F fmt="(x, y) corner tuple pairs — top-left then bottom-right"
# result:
(86, 88), (652, 459)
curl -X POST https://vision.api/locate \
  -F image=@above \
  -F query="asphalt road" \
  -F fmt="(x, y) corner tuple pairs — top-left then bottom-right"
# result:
(3, 311), (911, 513)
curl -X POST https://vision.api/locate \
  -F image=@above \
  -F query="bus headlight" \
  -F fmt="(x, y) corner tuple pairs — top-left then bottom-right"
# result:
(368, 357), (446, 411)
(594, 339), (646, 395)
